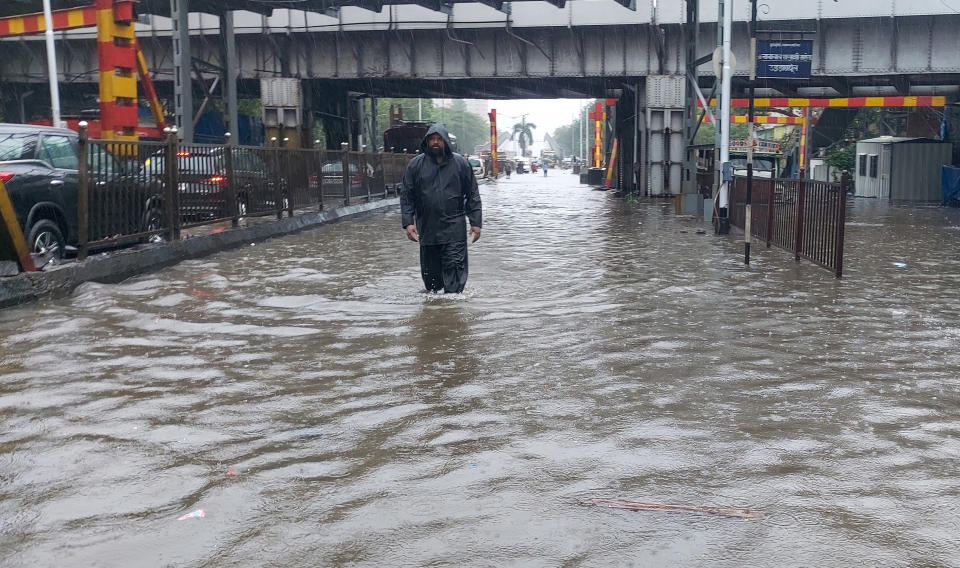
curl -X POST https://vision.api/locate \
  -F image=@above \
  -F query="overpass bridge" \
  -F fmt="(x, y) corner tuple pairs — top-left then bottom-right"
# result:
(2, 0), (959, 195)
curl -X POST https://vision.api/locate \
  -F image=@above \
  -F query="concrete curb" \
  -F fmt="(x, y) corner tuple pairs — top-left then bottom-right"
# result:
(0, 198), (399, 309)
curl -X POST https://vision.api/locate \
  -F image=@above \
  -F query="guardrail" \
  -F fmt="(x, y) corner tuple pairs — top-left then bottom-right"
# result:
(76, 131), (410, 260)
(729, 176), (848, 278)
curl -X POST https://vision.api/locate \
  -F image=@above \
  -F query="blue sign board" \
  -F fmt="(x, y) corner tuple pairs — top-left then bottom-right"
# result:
(756, 40), (813, 79)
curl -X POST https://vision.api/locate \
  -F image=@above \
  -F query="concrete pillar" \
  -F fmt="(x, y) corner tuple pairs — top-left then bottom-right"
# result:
(171, 0), (192, 143)
(222, 11), (239, 143)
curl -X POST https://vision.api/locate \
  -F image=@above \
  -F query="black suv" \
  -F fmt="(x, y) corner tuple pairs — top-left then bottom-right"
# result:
(0, 123), (131, 260)
(0, 123), (83, 260)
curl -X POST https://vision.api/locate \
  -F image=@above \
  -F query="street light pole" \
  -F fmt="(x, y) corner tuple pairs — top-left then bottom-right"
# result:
(42, 0), (61, 127)
(718, 0), (733, 234)
(745, 0), (757, 264)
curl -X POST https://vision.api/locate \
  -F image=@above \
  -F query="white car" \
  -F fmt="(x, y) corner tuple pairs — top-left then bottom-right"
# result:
(467, 156), (485, 178)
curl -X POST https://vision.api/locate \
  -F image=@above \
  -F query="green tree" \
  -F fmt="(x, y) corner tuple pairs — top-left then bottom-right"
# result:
(440, 99), (490, 155)
(552, 108), (593, 159)
(553, 123), (576, 157)
(374, 98), (490, 154)
(512, 121), (537, 157)
(693, 116), (751, 145)
(825, 144), (856, 172)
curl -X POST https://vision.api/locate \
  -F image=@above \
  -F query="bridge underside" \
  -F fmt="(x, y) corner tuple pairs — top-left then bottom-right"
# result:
(5, 15), (960, 93)
(3, 13), (960, 199)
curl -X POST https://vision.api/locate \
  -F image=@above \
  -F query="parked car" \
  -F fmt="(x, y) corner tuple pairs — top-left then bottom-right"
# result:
(140, 146), (287, 229)
(312, 160), (374, 194)
(467, 156), (485, 178)
(0, 123), (129, 260)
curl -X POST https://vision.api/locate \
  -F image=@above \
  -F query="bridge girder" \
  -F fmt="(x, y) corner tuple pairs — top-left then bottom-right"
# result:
(4, 16), (960, 99)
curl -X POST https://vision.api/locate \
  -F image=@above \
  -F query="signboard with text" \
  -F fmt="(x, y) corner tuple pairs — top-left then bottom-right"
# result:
(756, 40), (813, 79)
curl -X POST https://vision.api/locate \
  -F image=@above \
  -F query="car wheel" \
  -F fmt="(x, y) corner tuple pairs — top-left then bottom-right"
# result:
(28, 219), (65, 261)
(142, 207), (165, 243)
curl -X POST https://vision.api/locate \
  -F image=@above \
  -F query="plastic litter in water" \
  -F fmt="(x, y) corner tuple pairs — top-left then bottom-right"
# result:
(893, 262), (907, 268)
(178, 509), (206, 521)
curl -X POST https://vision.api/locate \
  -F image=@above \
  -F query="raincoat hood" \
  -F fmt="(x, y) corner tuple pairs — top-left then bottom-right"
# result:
(419, 123), (454, 158)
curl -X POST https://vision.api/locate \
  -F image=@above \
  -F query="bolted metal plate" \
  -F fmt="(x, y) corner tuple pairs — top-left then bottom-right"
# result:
(646, 75), (686, 108)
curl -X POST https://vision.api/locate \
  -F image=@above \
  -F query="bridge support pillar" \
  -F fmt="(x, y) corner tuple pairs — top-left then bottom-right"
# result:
(221, 11), (239, 141)
(613, 88), (638, 195)
(643, 76), (687, 198)
(171, 0), (192, 142)
(309, 83), (349, 150)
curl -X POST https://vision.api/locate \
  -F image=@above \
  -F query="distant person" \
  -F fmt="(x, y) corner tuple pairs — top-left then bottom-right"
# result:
(400, 124), (482, 294)
(505, 161), (512, 178)
(543, 163), (548, 177)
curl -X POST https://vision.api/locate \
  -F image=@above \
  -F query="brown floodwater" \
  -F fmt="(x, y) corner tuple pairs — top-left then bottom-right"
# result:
(1, 172), (959, 566)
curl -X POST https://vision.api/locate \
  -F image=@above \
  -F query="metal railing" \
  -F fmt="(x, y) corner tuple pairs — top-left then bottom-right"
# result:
(77, 129), (410, 260)
(730, 176), (848, 278)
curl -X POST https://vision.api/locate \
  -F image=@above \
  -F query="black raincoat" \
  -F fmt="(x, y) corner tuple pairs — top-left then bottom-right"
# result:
(400, 124), (482, 292)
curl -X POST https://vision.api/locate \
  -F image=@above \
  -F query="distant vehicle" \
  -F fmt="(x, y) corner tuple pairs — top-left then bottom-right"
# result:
(310, 160), (374, 194)
(384, 122), (458, 154)
(382, 104), (458, 154)
(729, 139), (782, 178)
(540, 150), (558, 168)
(467, 156), (485, 178)
(140, 147), (287, 229)
(515, 158), (530, 174)
(730, 155), (777, 178)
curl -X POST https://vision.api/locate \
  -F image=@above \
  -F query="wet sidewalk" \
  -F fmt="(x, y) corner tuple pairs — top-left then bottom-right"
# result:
(1, 171), (959, 566)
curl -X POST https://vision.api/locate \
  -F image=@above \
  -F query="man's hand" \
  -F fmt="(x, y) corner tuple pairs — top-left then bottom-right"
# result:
(470, 225), (481, 243)
(405, 225), (419, 242)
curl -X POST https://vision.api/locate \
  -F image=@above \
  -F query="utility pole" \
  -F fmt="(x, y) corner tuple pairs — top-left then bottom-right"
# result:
(41, 0), (61, 127)
(745, 0), (757, 264)
(717, 0), (733, 234)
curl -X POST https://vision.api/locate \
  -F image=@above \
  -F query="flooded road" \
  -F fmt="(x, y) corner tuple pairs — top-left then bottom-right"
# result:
(2, 171), (960, 567)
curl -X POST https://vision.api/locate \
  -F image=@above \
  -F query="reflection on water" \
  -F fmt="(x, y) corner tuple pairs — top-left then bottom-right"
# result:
(1, 175), (960, 566)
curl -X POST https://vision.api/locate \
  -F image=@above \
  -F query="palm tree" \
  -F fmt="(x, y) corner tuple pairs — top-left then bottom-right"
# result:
(511, 121), (537, 157)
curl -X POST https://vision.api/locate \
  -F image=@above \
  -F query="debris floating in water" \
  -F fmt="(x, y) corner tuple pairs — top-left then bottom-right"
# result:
(177, 509), (206, 521)
(588, 498), (764, 519)
(893, 262), (907, 268)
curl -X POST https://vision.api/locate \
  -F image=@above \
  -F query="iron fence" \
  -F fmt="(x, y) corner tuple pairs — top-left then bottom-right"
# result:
(77, 131), (410, 260)
(730, 176), (848, 277)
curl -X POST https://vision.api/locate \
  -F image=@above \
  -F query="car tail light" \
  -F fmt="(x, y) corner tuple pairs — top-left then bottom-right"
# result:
(177, 151), (191, 157)
(0, 172), (14, 183)
(207, 175), (228, 186)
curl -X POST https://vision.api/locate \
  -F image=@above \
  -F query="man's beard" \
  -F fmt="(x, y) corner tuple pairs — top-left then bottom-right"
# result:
(429, 145), (443, 157)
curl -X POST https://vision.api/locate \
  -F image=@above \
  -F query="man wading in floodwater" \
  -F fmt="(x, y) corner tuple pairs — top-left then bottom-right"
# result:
(400, 124), (483, 293)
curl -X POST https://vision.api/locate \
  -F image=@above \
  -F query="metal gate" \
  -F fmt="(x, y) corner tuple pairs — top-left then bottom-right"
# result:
(729, 177), (848, 277)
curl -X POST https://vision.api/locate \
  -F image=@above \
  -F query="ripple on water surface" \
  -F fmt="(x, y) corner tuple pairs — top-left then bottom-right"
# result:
(1, 181), (960, 566)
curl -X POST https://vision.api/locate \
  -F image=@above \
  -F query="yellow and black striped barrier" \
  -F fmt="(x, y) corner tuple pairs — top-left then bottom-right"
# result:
(0, 179), (37, 273)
